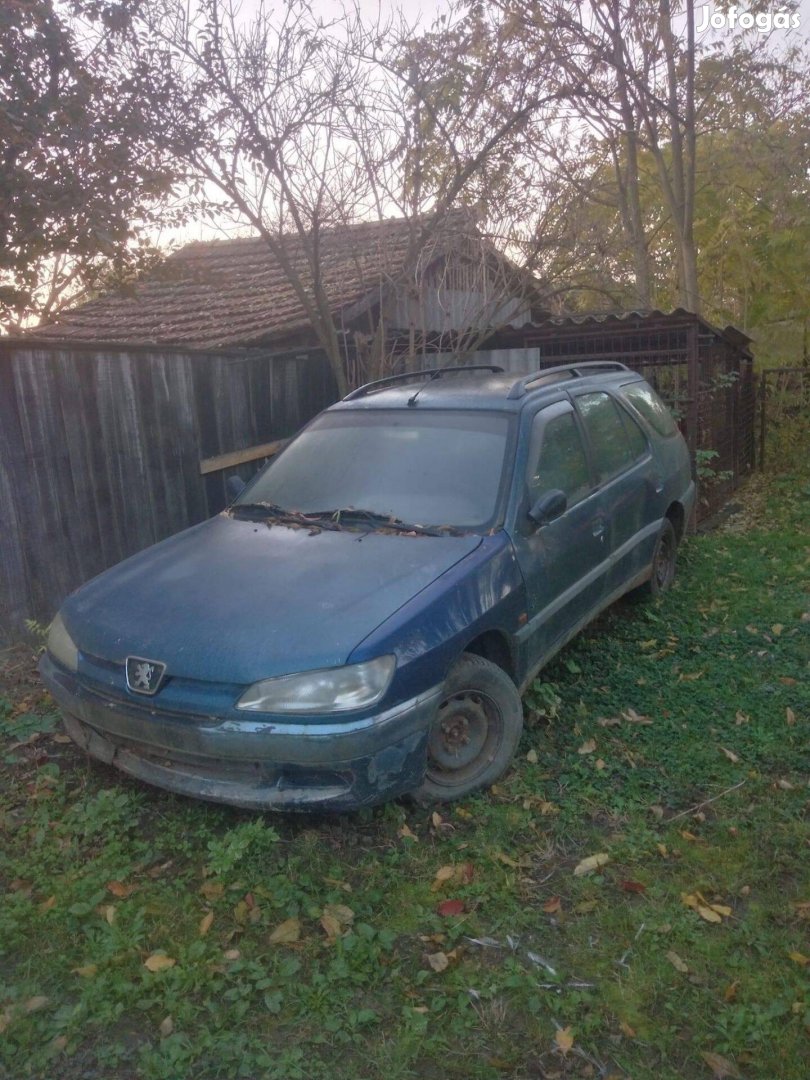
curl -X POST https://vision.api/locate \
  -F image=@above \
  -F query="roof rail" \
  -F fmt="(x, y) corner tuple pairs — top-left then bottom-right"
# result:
(342, 364), (505, 402)
(506, 361), (630, 399)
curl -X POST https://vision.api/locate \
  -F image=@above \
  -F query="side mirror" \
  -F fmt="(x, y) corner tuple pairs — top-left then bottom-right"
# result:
(528, 488), (567, 527)
(226, 474), (246, 500)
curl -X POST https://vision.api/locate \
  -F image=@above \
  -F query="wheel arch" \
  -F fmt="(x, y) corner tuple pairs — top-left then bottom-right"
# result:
(665, 500), (686, 543)
(462, 629), (517, 685)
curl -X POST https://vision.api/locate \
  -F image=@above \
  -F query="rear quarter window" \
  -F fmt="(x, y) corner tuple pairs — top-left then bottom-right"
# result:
(621, 382), (679, 438)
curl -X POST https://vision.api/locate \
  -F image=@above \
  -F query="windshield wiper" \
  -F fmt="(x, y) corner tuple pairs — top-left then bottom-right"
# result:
(308, 508), (462, 537)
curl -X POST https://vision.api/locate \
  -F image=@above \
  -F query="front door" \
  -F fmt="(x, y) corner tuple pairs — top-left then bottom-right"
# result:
(511, 400), (610, 670)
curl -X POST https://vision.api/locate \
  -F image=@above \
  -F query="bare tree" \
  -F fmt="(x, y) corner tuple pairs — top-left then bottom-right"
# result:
(130, 0), (581, 392)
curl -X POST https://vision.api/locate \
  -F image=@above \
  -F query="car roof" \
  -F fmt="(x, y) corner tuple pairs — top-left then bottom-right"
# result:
(330, 363), (643, 413)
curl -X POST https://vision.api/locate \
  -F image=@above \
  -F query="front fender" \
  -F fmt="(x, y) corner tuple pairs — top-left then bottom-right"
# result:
(349, 532), (526, 699)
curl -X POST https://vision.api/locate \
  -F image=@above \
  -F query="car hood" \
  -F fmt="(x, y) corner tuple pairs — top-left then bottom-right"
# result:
(62, 515), (482, 684)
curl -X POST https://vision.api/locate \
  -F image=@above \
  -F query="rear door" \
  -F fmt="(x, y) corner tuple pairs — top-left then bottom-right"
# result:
(511, 400), (611, 663)
(571, 390), (659, 594)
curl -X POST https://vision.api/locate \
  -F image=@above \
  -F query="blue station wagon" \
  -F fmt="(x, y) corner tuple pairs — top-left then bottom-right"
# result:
(40, 362), (695, 810)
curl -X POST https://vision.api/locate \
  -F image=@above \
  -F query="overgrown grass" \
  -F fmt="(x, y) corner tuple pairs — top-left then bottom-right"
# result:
(1, 445), (808, 1080)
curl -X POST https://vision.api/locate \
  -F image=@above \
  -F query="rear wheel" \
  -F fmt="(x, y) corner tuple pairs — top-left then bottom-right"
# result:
(646, 518), (678, 596)
(416, 653), (523, 802)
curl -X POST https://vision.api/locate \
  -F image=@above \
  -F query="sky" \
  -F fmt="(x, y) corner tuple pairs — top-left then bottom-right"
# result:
(162, 0), (810, 247)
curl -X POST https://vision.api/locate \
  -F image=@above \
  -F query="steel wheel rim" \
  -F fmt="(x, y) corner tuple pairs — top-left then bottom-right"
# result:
(425, 689), (502, 788)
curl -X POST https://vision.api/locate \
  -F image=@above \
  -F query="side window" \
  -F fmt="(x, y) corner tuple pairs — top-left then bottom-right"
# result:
(621, 382), (679, 437)
(618, 405), (649, 459)
(528, 410), (591, 506)
(575, 392), (641, 482)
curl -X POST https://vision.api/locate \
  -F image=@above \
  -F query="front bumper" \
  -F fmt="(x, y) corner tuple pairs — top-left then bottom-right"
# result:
(40, 654), (441, 811)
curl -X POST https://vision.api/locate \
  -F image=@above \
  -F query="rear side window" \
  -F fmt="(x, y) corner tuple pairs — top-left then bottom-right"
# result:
(528, 411), (591, 506)
(621, 382), (679, 437)
(576, 392), (643, 482)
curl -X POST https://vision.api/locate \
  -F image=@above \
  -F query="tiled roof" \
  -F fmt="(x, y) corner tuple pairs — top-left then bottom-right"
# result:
(32, 216), (481, 349)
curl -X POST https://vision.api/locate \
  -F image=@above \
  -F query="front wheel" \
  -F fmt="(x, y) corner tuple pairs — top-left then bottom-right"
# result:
(415, 653), (523, 802)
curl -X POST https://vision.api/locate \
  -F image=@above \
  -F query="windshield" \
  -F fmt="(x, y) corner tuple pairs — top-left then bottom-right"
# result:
(236, 409), (512, 530)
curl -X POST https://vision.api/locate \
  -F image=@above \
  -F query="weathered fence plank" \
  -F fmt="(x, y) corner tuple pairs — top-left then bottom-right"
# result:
(0, 343), (336, 638)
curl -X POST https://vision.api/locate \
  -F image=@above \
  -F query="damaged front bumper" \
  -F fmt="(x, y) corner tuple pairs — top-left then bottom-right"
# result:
(39, 653), (441, 811)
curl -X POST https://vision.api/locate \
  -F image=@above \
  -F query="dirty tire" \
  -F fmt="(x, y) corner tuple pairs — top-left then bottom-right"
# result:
(415, 653), (523, 803)
(644, 518), (678, 597)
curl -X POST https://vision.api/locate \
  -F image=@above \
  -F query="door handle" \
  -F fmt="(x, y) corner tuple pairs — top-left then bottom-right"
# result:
(592, 521), (606, 539)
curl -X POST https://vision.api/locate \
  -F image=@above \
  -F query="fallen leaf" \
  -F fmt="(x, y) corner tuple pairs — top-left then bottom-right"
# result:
(779, 676), (797, 686)
(598, 716), (621, 727)
(320, 913), (342, 939)
(734, 711), (749, 726)
(723, 981), (739, 1002)
(619, 1020), (636, 1038)
(595, 758), (607, 770)
(431, 811), (443, 828)
(199, 911), (214, 937)
(494, 850), (520, 868)
(268, 917), (301, 945)
(460, 861), (475, 883)
(398, 824), (418, 841)
(578, 738), (597, 755)
(50, 1035), (68, 1051)
(159, 1015), (174, 1037)
(425, 951), (449, 972)
(573, 853), (610, 877)
(620, 880), (646, 894)
(431, 865), (456, 891)
(666, 950), (689, 973)
(770, 623), (783, 636)
(144, 953), (176, 972)
(543, 895), (562, 914)
(38, 895), (56, 913)
(656, 843), (669, 857)
(554, 1026), (574, 1054)
(199, 881), (224, 901)
(776, 778), (795, 791)
(788, 951), (808, 966)
(323, 903), (354, 927)
(72, 964), (98, 978)
(680, 830), (699, 842)
(106, 881), (136, 899)
(103, 904), (116, 926)
(573, 899), (599, 914)
(437, 898), (465, 917)
(679, 671), (704, 682)
(700, 1051), (741, 1078)
(682, 892), (729, 923)
(526, 747), (538, 764)
(720, 747), (740, 764)
(622, 708), (652, 725)
(786, 707), (796, 727)
(25, 996), (49, 1013)
(223, 948), (241, 960)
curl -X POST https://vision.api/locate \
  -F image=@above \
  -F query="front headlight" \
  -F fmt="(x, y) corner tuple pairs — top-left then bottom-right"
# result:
(47, 613), (79, 673)
(236, 656), (396, 714)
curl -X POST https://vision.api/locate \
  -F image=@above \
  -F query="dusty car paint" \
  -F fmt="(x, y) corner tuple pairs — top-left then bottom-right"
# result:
(40, 365), (695, 810)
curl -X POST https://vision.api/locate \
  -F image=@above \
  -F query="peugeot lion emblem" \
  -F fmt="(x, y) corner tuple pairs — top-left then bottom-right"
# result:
(126, 656), (167, 696)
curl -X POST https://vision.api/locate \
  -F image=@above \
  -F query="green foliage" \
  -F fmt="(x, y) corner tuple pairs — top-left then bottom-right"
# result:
(0, 0), (184, 330)
(204, 819), (280, 877)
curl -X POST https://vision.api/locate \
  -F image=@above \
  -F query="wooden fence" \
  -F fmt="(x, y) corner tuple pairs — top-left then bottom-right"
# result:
(0, 342), (336, 639)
